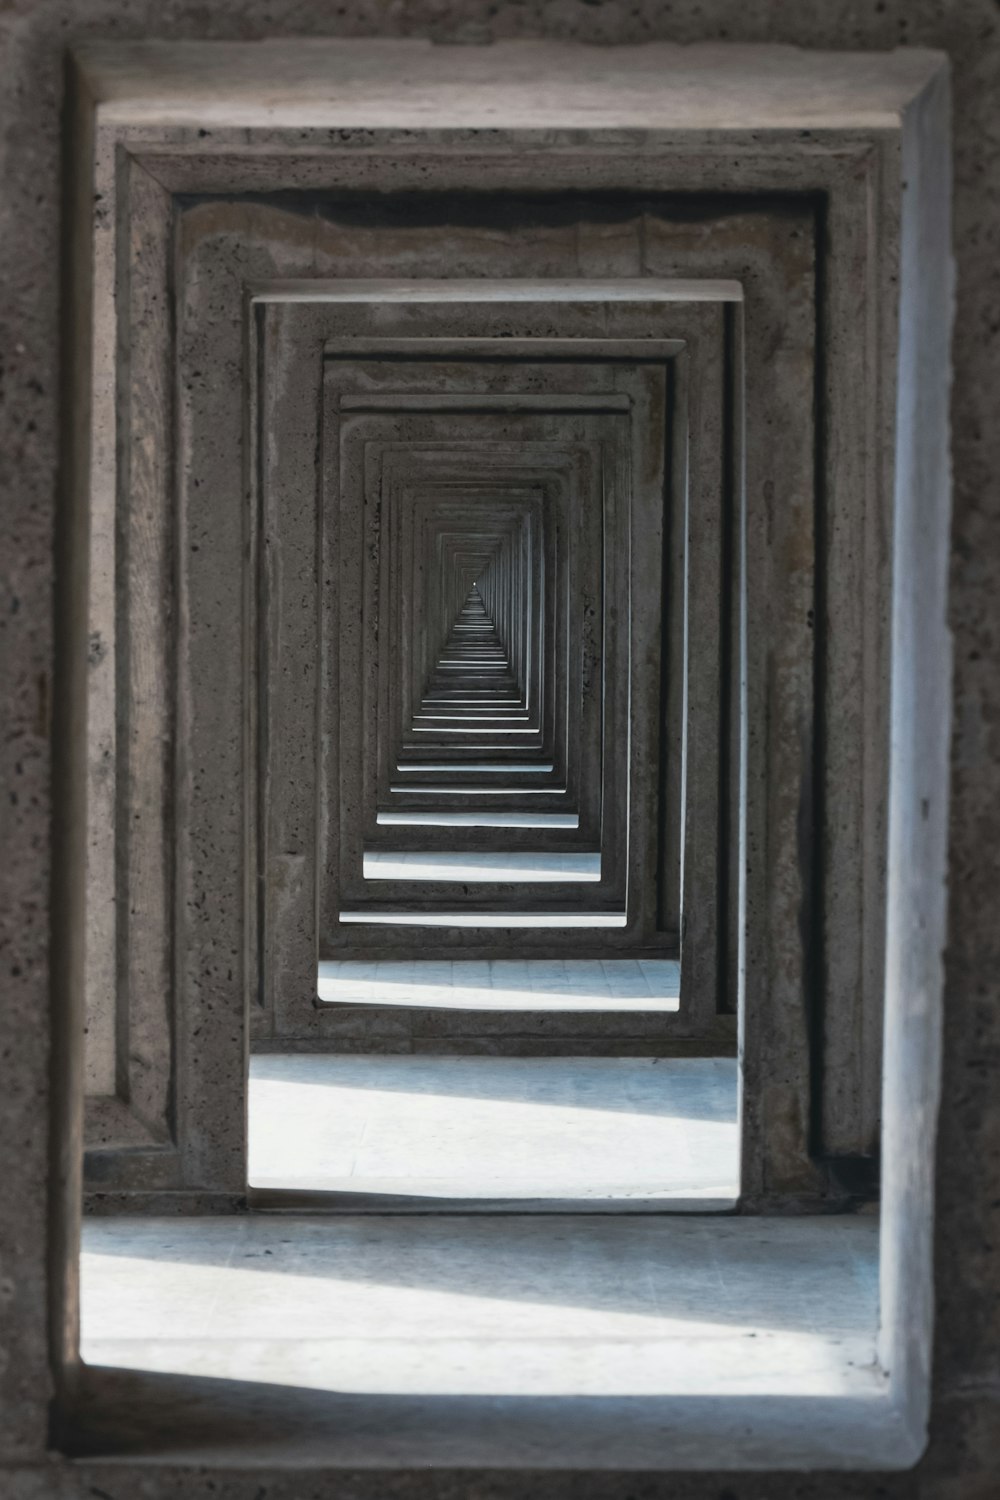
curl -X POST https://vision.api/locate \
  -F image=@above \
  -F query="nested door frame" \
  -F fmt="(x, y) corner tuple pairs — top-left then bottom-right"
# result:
(56, 46), (952, 1459)
(82, 114), (890, 1210)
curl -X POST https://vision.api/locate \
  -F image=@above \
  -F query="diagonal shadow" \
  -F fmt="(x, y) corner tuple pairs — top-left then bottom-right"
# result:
(63, 1364), (896, 1468)
(249, 1054), (739, 1124)
(81, 1214), (878, 1338)
(317, 957), (681, 1004)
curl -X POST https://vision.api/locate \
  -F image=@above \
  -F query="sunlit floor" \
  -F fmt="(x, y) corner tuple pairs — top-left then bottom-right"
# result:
(316, 957), (682, 1010)
(76, 1051), (893, 1467)
(248, 1054), (740, 1207)
(78, 1214), (890, 1467)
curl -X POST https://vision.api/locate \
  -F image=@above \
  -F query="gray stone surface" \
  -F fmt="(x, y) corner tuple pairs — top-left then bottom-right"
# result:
(0, 15), (993, 1500)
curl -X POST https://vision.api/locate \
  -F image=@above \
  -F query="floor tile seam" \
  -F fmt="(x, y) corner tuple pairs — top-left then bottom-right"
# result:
(83, 1331), (868, 1345)
(91, 1212), (780, 1229)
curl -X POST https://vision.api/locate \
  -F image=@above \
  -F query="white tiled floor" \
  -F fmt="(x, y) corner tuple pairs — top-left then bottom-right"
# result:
(248, 1054), (739, 1206)
(78, 1213), (889, 1467)
(362, 851), (602, 881)
(81, 1214), (879, 1397)
(78, 1057), (889, 1468)
(317, 957), (681, 1010)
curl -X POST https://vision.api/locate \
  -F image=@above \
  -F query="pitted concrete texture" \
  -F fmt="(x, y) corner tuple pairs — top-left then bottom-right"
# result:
(1, 4), (998, 1499)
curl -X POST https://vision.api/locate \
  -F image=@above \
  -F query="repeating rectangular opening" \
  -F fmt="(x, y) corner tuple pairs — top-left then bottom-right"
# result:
(58, 41), (951, 1475)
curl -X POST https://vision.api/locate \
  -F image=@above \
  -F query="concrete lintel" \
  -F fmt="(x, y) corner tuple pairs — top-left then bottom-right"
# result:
(76, 39), (943, 133)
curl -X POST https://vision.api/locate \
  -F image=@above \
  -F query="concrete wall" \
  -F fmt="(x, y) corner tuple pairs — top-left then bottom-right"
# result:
(1, 1), (997, 1496)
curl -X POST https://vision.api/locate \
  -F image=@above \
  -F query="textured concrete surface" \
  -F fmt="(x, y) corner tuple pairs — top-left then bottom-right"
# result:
(0, 5), (996, 1500)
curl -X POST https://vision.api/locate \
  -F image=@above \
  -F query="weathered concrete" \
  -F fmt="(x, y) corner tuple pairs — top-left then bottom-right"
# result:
(0, 14), (989, 1500)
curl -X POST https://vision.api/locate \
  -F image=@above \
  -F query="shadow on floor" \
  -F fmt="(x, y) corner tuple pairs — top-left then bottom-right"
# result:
(62, 1362), (899, 1469)
(249, 1054), (738, 1123)
(81, 1214), (877, 1335)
